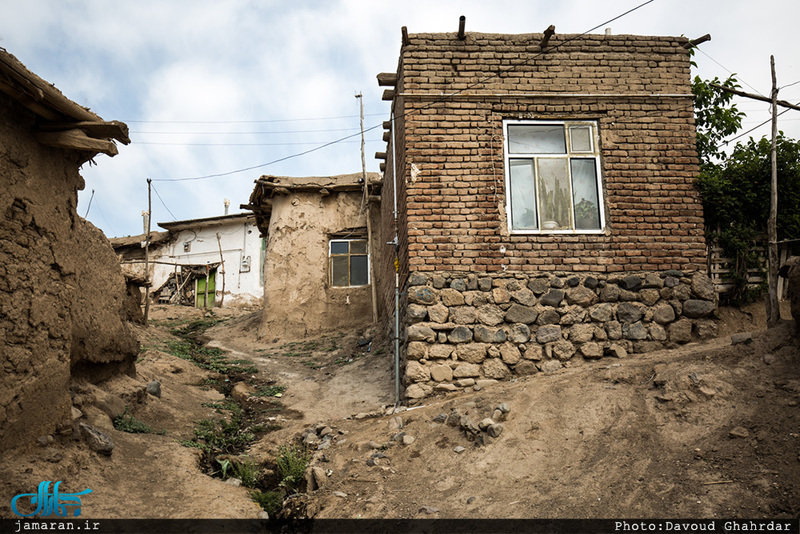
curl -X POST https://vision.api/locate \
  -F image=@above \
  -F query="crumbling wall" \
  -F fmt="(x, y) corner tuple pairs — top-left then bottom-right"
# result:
(0, 90), (138, 451)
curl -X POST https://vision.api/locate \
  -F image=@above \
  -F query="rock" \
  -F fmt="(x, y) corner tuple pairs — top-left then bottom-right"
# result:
(333, 491), (348, 498)
(388, 416), (403, 431)
(446, 410), (462, 427)
(694, 319), (718, 339)
(528, 278), (549, 295)
(600, 284), (620, 302)
(453, 363), (481, 379)
(408, 285), (435, 305)
(608, 343), (628, 358)
(478, 277), (493, 292)
(683, 299), (715, 318)
(408, 272), (428, 286)
(450, 278), (467, 291)
(504, 304), (539, 324)
(537, 308), (561, 325)
(405, 383), (432, 399)
(478, 418), (494, 431)
(456, 343), (488, 364)
(429, 344), (454, 359)
(427, 303), (450, 324)
(570, 324), (595, 343)
(406, 361), (431, 383)
(508, 323), (531, 344)
(580, 342), (604, 359)
(538, 360), (562, 373)
(482, 359), (511, 380)
(225, 478), (242, 487)
(643, 273), (664, 289)
(511, 288), (537, 306)
(419, 506), (440, 515)
(487, 423), (504, 438)
(407, 304), (429, 322)
(640, 289), (660, 307)
(537, 325), (562, 343)
(669, 319), (693, 343)
(540, 290), (565, 307)
(492, 287), (511, 305)
(550, 277), (566, 289)
(623, 322), (648, 341)
(95, 392), (127, 420)
(474, 325), (506, 343)
(455, 378), (475, 387)
(440, 288), (466, 307)
(79, 422), (114, 456)
(617, 302), (645, 323)
(499, 342), (521, 365)
(559, 306), (587, 325)
(37, 435), (54, 446)
(731, 332), (753, 345)
(434, 383), (458, 392)
(407, 324), (436, 342)
(649, 323), (668, 341)
(71, 406), (83, 421)
(588, 303), (615, 322)
(476, 304), (505, 326)
(146, 381), (162, 398)
(475, 379), (498, 388)
(430, 364), (454, 382)
(258, 511), (270, 520)
(691, 273), (716, 301)
(620, 275), (642, 291)
(492, 409), (504, 421)
(454, 446), (466, 454)
(566, 286), (598, 307)
(433, 413), (448, 424)
(653, 303), (676, 324)
(729, 427), (750, 439)
(523, 344), (543, 361)
(406, 341), (428, 360)
(450, 306), (477, 325)
(402, 435), (416, 445)
(551, 339), (576, 361)
(664, 276), (680, 288)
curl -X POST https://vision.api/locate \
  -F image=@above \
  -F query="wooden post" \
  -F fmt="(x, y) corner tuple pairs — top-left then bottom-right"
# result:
(143, 179), (152, 325)
(356, 92), (379, 324)
(216, 232), (225, 308)
(767, 55), (780, 326)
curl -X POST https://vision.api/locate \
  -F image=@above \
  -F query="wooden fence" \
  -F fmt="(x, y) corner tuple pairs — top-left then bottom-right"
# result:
(708, 243), (792, 298)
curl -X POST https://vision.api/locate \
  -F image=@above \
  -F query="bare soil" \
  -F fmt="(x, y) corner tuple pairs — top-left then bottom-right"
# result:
(1, 302), (798, 520)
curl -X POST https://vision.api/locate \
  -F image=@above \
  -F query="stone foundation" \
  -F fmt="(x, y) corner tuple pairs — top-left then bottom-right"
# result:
(402, 270), (718, 400)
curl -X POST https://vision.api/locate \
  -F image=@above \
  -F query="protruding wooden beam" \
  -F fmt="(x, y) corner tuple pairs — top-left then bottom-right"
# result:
(383, 131), (390, 142)
(539, 25), (555, 49)
(683, 34), (711, 49)
(377, 73), (397, 86)
(375, 152), (387, 160)
(401, 26), (410, 46)
(36, 129), (119, 156)
(380, 163), (386, 172)
(382, 89), (395, 101)
(38, 120), (131, 145)
(383, 120), (392, 130)
(457, 16), (466, 41)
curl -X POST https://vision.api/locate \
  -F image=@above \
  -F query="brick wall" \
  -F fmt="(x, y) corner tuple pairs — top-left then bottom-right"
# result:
(383, 32), (706, 275)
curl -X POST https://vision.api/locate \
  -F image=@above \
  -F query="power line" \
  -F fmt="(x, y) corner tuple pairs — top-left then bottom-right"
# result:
(693, 47), (766, 98)
(123, 113), (385, 124)
(152, 0), (657, 183)
(131, 127), (362, 135)
(137, 139), (381, 147)
(150, 182), (178, 221)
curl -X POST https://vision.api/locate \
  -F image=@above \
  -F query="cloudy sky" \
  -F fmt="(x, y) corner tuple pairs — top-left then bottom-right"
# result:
(2, 0), (799, 238)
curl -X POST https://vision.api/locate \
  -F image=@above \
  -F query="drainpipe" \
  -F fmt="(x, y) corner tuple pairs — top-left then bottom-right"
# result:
(390, 109), (400, 407)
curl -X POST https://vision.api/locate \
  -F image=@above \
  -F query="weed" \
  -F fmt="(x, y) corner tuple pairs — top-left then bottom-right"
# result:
(216, 458), (232, 479)
(253, 385), (286, 397)
(276, 444), (310, 492)
(251, 490), (284, 517)
(233, 456), (263, 488)
(113, 410), (165, 435)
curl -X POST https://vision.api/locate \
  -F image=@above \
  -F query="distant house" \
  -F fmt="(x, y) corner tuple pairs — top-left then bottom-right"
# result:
(374, 29), (719, 400)
(0, 47), (136, 450)
(244, 173), (383, 340)
(111, 212), (264, 308)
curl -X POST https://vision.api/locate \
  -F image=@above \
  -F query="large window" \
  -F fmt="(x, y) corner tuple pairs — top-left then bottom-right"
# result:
(503, 120), (604, 233)
(330, 239), (369, 287)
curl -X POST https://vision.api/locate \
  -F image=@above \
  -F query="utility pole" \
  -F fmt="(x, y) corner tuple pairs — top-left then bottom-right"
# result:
(144, 179), (152, 326)
(356, 92), (379, 325)
(711, 58), (800, 327)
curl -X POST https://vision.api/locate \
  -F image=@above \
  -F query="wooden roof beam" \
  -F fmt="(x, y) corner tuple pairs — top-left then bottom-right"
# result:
(36, 129), (119, 156)
(539, 25), (555, 49)
(684, 34), (711, 49)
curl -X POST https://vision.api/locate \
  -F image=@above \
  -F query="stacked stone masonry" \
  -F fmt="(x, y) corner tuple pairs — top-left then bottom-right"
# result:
(403, 270), (717, 400)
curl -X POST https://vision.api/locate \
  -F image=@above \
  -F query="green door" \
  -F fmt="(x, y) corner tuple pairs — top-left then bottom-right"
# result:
(196, 268), (216, 308)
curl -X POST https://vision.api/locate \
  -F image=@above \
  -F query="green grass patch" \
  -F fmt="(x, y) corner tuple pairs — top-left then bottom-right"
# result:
(251, 490), (284, 517)
(113, 410), (165, 435)
(276, 444), (310, 492)
(253, 385), (286, 397)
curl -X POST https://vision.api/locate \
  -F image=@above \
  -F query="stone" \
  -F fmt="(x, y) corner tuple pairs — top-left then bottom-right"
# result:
(683, 299), (715, 318)
(617, 302), (645, 323)
(79, 422), (114, 456)
(454, 446), (466, 454)
(71, 406), (82, 421)
(427, 303), (450, 324)
(540, 290), (565, 307)
(407, 325), (436, 342)
(433, 413), (448, 424)
(538, 360), (562, 373)
(566, 286), (598, 307)
(475, 379), (498, 388)
(497, 403), (511, 414)
(515, 361), (539, 375)
(408, 285), (436, 305)
(456, 343), (487, 364)
(662, 269), (684, 278)
(450, 306), (477, 325)
(482, 359), (511, 380)
(523, 344), (543, 361)
(620, 275), (643, 291)
(649, 323), (668, 341)
(450, 278), (467, 292)
(694, 319), (718, 339)
(668, 319), (693, 344)
(537, 325), (562, 343)
(672, 283), (692, 301)
(527, 278), (549, 295)
(430, 364), (454, 382)
(405, 383), (432, 399)
(225, 478), (242, 487)
(511, 288), (537, 306)
(691, 273), (716, 301)
(466, 275), (478, 290)
(588, 303), (615, 322)
(731, 332), (753, 345)
(623, 322), (648, 340)
(446, 410), (462, 426)
(729, 426), (750, 439)
(507, 323), (531, 343)
(608, 343), (628, 358)
(476, 304), (505, 326)
(499, 342), (521, 365)
(580, 342), (604, 359)
(453, 363), (481, 378)
(551, 339), (576, 361)
(478, 418), (494, 431)
(652, 303), (676, 324)
(664, 276), (680, 288)
(406, 342), (428, 360)
(455, 378), (475, 387)
(333, 491), (348, 498)
(407, 304), (429, 323)
(536, 308), (561, 325)
(409, 272), (428, 286)
(145, 381), (162, 398)
(448, 326), (473, 344)
(584, 276), (599, 289)
(440, 288), (466, 307)
(96, 392), (126, 420)
(474, 325), (506, 343)
(487, 345), (501, 358)
(643, 273), (664, 289)
(570, 324), (595, 343)
(640, 289), (660, 307)
(388, 417), (403, 431)
(504, 304), (539, 324)
(559, 306), (587, 325)
(567, 276), (580, 287)
(492, 287), (511, 305)
(402, 434), (416, 445)
(432, 275), (446, 289)
(429, 344), (454, 359)
(406, 361), (431, 383)
(606, 320), (622, 340)
(312, 466), (327, 489)
(478, 277), (493, 292)
(487, 423), (504, 438)
(600, 283), (620, 302)
(550, 277), (566, 289)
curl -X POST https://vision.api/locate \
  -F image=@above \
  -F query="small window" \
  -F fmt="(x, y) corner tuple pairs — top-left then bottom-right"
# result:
(330, 239), (369, 287)
(504, 120), (604, 233)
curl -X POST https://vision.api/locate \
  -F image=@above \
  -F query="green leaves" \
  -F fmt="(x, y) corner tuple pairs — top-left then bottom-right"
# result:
(692, 75), (745, 166)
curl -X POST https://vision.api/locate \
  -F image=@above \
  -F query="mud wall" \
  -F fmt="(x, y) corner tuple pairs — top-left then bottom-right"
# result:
(402, 270), (718, 400)
(260, 190), (381, 340)
(0, 91), (138, 451)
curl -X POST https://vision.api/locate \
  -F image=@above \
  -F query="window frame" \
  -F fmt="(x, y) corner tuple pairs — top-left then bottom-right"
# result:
(329, 238), (370, 288)
(503, 119), (606, 235)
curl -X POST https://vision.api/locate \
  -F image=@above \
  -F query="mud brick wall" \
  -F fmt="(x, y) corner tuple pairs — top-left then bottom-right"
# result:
(402, 270), (717, 400)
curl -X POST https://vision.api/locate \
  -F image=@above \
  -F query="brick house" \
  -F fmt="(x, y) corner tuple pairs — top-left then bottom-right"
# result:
(375, 29), (718, 400)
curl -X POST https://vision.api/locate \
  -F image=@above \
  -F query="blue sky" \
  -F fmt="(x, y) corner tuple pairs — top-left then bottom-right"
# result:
(2, 0), (799, 238)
